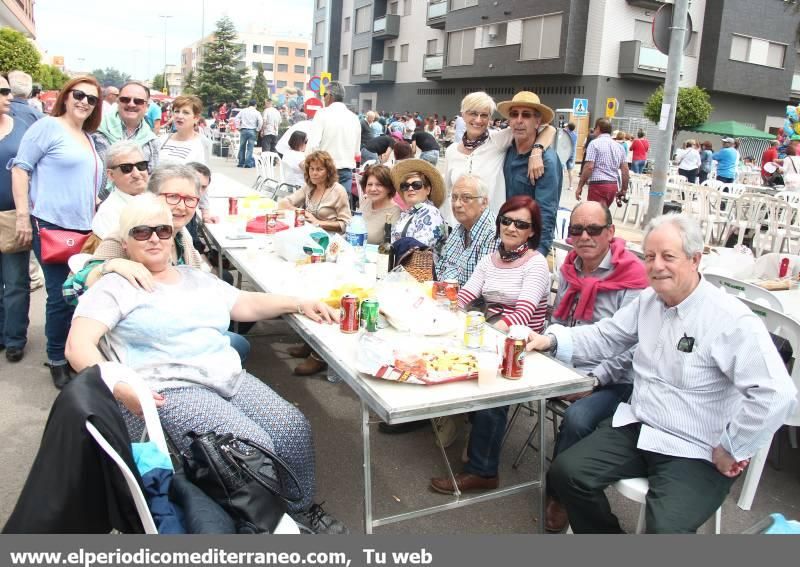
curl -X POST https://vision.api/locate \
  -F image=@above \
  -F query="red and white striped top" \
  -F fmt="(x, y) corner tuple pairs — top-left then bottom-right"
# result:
(457, 250), (550, 332)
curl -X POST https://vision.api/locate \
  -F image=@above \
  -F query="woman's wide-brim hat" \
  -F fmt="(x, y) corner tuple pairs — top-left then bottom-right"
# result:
(391, 158), (445, 208)
(497, 91), (554, 124)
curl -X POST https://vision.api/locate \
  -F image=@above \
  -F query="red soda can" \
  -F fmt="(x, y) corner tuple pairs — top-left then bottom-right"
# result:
(228, 197), (238, 215)
(780, 257), (790, 278)
(310, 252), (324, 263)
(340, 294), (360, 333)
(295, 208), (306, 227)
(501, 326), (528, 380)
(265, 212), (279, 234)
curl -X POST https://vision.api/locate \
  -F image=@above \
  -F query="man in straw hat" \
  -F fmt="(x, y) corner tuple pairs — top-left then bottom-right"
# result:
(576, 118), (628, 208)
(498, 91), (562, 256)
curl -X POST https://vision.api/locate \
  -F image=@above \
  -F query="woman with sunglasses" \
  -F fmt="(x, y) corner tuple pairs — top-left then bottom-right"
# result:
(389, 158), (447, 252)
(0, 74), (39, 364)
(9, 75), (103, 388)
(90, 141), (149, 239)
(65, 193), (348, 534)
(156, 95), (211, 167)
(456, 195), (550, 334)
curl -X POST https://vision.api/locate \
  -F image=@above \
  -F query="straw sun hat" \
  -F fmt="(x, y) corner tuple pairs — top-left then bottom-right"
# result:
(390, 158), (445, 208)
(497, 91), (555, 124)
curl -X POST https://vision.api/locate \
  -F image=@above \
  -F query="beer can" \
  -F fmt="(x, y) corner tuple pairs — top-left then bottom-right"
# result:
(295, 208), (306, 227)
(463, 311), (485, 349)
(360, 298), (380, 333)
(501, 326), (528, 380)
(780, 257), (790, 278)
(310, 252), (324, 263)
(228, 197), (238, 215)
(339, 294), (360, 333)
(444, 279), (460, 310)
(264, 212), (280, 234)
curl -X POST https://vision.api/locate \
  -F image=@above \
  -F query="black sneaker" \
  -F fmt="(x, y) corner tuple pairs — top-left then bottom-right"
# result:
(290, 502), (349, 535)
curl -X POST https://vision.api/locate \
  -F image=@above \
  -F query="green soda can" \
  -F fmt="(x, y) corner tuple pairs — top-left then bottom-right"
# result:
(360, 299), (380, 332)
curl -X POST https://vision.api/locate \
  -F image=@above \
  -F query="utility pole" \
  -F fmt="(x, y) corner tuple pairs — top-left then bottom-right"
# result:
(160, 15), (173, 94)
(199, 0), (205, 70)
(644, 0), (689, 225)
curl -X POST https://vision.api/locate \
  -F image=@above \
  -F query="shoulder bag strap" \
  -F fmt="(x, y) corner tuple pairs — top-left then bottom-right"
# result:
(221, 436), (304, 503)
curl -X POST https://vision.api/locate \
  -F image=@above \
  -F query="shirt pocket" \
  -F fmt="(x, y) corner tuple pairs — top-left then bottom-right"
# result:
(674, 347), (718, 391)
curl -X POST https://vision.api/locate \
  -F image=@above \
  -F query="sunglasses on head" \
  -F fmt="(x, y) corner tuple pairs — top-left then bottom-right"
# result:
(118, 96), (147, 106)
(568, 224), (609, 237)
(161, 193), (199, 208)
(111, 161), (148, 174)
(0, 88), (11, 97)
(71, 89), (98, 106)
(399, 180), (426, 192)
(499, 215), (532, 230)
(129, 224), (173, 241)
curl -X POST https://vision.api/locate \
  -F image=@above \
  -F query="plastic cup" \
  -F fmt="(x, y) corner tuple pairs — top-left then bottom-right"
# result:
(283, 209), (296, 228)
(477, 352), (500, 388)
(363, 262), (378, 286)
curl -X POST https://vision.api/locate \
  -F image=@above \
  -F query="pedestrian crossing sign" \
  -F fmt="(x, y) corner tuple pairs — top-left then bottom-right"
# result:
(572, 98), (588, 117)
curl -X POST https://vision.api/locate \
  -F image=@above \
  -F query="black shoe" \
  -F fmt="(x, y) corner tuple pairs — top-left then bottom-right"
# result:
(290, 502), (348, 535)
(378, 420), (429, 434)
(46, 363), (71, 390)
(5, 347), (24, 362)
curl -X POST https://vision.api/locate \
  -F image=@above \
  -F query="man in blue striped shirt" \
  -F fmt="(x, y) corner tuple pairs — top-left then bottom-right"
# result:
(529, 214), (798, 533)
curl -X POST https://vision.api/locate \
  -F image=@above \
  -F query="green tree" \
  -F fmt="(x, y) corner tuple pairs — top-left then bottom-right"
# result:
(0, 27), (40, 76)
(152, 73), (166, 91)
(644, 85), (712, 142)
(250, 63), (269, 111)
(90, 67), (130, 87)
(35, 64), (70, 90)
(183, 69), (196, 95)
(197, 16), (246, 108)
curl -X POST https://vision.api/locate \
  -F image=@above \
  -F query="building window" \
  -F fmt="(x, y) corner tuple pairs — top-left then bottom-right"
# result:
(264, 45), (274, 55)
(450, 0), (478, 10)
(278, 46), (289, 56)
(447, 28), (476, 66)
(400, 44), (409, 62)
(521, 13), (562, 60)
(479, 22), (507, 48)
(251, 62), (261, 70)
(427, 39), (438, 55)
(277, 80), (287, 88)
(730, 34), (786, 68)
(295, 48), (306, 57)
(315, 20), (325, 44)
(307, 66), (311, 73)
(403, 0), (411, 16)
(278, 63), (289, 72)
(294, 64), (305, 73)
(386, 45), (396, 60)
(295, 81), (305, 90)
(252, 45), (261, 54)
(389, 1), (398, 15)
(316, 0), (326, 8)
(353, 47), (370, 75)
(344, 16), (351, 32)
(355, 6), (371, 34)
(264, 63), (274, 71)
(342, 53), (349, 70)
(312, 56), (323, 74)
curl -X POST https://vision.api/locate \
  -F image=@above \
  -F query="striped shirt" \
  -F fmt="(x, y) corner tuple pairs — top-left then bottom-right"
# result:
(435, 207), (498, 285)
(585, 134), (626, 183)
(549, 278), (798, 462)
(458, 250), (550, 331)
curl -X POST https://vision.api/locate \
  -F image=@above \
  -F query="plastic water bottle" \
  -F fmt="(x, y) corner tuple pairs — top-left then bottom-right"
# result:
(345, 211), (368, 269)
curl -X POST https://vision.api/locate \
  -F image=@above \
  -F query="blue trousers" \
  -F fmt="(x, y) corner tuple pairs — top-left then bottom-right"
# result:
(631, 160), (646, 174)
(463, 406), (509, 478)
(0, 248), (31, 349)
(238, 129), (257, 167)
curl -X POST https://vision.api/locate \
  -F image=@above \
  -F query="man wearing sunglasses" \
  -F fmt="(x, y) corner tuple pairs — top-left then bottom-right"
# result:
(498, 91), (562, 257)
(94, 81), (159, 201)
(91, 141), (149, 239)
(542, 201), (648, 532)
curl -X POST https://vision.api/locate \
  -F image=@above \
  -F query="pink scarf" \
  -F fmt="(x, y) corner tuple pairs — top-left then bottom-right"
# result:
(553, 238), (648, 322)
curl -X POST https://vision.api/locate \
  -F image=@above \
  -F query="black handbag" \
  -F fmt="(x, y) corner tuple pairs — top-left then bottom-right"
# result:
(181, 431), (303, 534)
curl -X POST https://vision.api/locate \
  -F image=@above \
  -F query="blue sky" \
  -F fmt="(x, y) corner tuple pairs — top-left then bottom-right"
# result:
(34, 0), (313, 79)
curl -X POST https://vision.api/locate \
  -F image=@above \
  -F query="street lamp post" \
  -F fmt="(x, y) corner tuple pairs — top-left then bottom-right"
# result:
(159, 15), (173, 95)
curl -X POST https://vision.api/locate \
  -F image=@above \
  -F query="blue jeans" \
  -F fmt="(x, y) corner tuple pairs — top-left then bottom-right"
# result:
(0, 248), (31, 349)
(361, 149), (379, 164)
(31, 217), (81, 363)
(631, 160), (646, 174)
(552, 383), (634, 458)
(463, 406), (510, 477)
(225, 331), (250, 365)
(419, 149), (439, 166)
(338, 168), (355, 211)
(238, 129), (257, 167)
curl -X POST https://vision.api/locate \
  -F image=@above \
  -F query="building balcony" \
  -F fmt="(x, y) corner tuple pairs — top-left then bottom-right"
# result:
(427, 0), (447, 29)
(625, 0), (666, 9)
(373, 14), (400, 40)
(370, 60), (397, 83)
(618, 40), (668, 81)
(422, 53), (444, 79)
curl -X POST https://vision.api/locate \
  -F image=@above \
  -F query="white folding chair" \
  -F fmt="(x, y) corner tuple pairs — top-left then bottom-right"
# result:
(703, 272), (784, 311)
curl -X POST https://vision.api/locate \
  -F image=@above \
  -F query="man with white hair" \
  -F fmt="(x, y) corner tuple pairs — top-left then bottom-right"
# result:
(102, 86), (119, 115)
(527, 214), (798, 533)
(7, 70), (42, 127)
(91, 141), (149, 239)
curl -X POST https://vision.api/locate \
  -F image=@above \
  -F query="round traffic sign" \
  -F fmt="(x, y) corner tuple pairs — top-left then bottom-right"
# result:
(304, 97), (323, 118)
(308, 76), (321, 92)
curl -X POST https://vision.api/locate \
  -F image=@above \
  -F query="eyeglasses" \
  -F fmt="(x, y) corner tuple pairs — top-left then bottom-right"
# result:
(128, 224), (173, 241)
(118, 96), (147, 106)
(70, 90), (98, 106)
(111, 161), (148, 174)
(568, 224), (610, 237)
(399, 180), (427, 192)
(0, 88), (11, 97)
(161, 193), (199, 208)
(499, 215), (533, 230)
(451, 194), (483, 204)
(465, 110), (491, 121)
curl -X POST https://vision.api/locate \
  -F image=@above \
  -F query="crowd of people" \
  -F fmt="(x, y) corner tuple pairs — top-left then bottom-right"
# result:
(1, 71), (797, 536)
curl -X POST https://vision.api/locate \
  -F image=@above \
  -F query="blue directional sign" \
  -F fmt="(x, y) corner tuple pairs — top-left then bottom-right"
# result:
(573, 98), (589, 117)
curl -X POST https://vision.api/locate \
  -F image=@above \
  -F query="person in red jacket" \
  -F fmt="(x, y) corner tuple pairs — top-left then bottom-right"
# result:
(630, 130), (650, 174)
(761, 140), (779, 183)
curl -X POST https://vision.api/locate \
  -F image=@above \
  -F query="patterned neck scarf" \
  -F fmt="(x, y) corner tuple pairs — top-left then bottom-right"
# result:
(498, 241), (529, 263)
(462, 129), (490, 151)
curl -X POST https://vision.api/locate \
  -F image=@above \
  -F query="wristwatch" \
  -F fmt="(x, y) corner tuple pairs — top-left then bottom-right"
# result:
(588, 372), (601, 390)
(296, 302), (305, 315)
(545, 333), (558, 355)
(532, 143), (545, 152)
(100, 260), (113, 276)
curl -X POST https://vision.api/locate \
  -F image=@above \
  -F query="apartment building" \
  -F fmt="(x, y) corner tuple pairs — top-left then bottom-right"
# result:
(182, 28), (311, 93)
(1, 0), (35, 38)
(313, 0), (800, 138)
